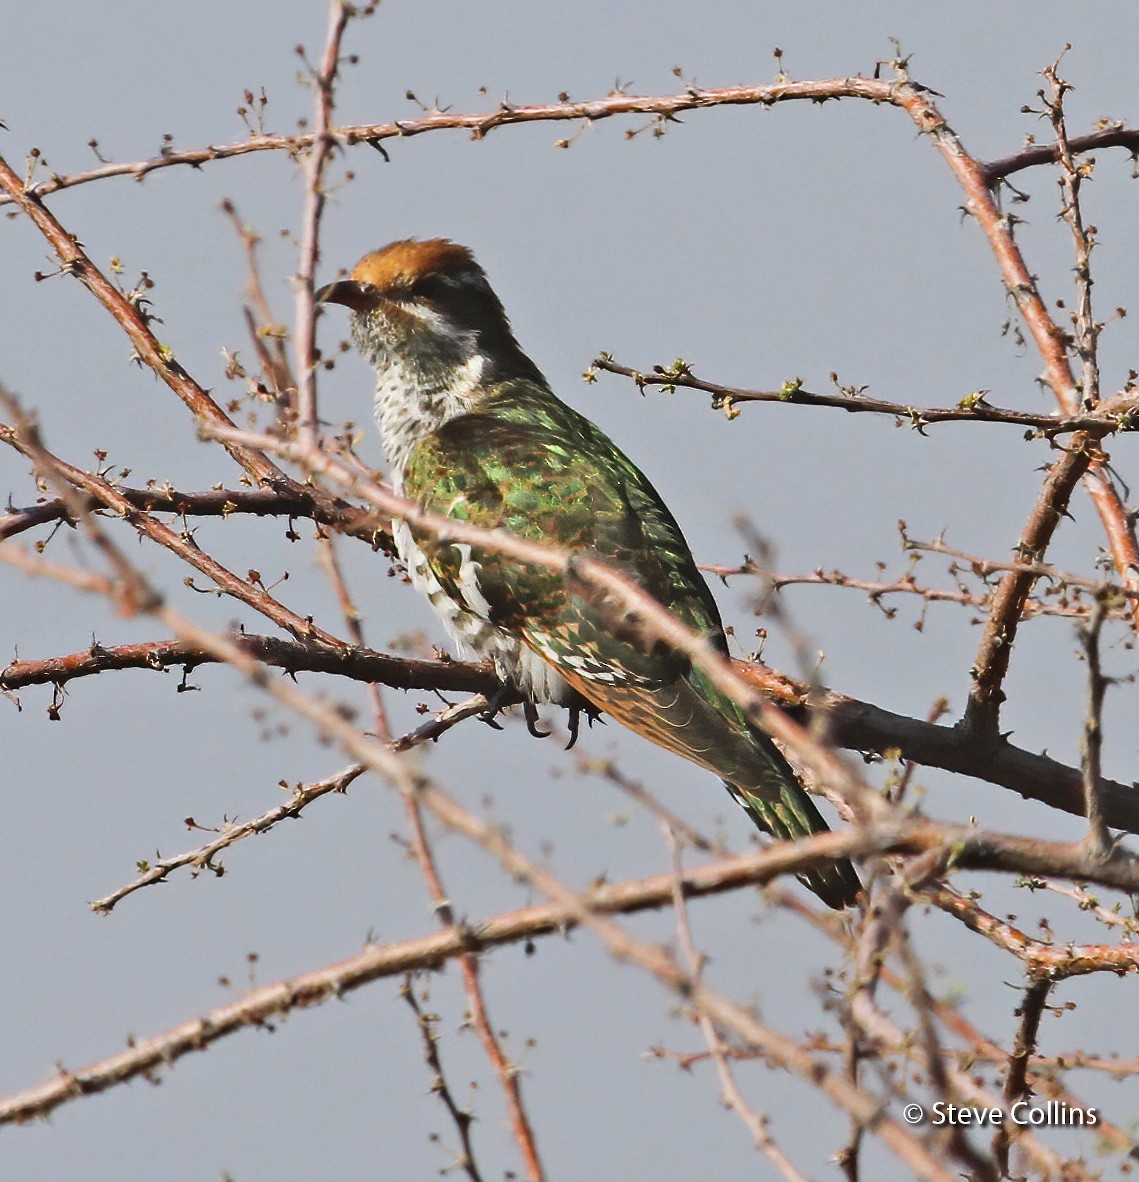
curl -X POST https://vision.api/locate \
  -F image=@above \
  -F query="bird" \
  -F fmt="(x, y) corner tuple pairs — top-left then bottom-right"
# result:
(317, 239), (861, 909)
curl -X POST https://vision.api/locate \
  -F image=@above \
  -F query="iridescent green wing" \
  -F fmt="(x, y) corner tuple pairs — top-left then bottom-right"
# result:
(401, 380), (727, 682)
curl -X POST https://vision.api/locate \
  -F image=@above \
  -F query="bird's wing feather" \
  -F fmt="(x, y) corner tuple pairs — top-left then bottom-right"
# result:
(401, 379), (727, 686)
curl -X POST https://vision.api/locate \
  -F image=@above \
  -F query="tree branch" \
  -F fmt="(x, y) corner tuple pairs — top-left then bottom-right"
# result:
(1, 76), (920, 207)
(0, 839), (948, 1129)
(591, 354), (1139, 435)
(7, 632), (1139, 833)
(983, 123), (1139, 184)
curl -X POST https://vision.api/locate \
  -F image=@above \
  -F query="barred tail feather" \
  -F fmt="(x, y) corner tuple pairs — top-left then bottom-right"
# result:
(725, 779), (862, 911)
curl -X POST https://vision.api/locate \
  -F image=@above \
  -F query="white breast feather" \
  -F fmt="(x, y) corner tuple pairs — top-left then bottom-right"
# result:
(393, 522), (571, 705)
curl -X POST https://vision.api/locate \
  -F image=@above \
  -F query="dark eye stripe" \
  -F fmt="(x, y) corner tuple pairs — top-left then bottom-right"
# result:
(407, 274), (450, 299)
(409, 270), (489, 299)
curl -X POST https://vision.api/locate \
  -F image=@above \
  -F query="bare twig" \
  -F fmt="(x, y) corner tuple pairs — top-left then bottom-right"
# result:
(315, 530), (394, 742)
(894, 923), (995, 1178)
(90, 765), (367, 912)
(1044, 55), (1100, 411)
(397, 760), (547, 1180)
(993, 975), (1053, 1174)
(13, 510), (1139, 901)
(1, 414), (347, 648)
(903, 529), (1139, 606)
(1078, 595), (1113, 857)
(0, 77), (946, 207)
(6, 81), (1134, 206)
(775, 885), (1138, 1160)
(0, 833), (942, 1130)
(402, 977), (485, 1182)
(0, 156), (288, 492)
(704, 558), (1097, 622)
(984, 122), (1139, 183)
(883, 68), (1139, 725)
(592, 354), (1139, 435)
(293, 0), (353, 447)
(924, 885), (1139, 979)
(89, 693), (510, 912)
(0, 635), (495, 698)
(1033, 878), (1139, 934)
(5, 615), (1139, 837)
(222, 198), (295, 409)
(0, 484), (347, 544)
(961, 447), (1092, 734)
(666, 828), (809, 1181)
(840, 871), (904, 1181)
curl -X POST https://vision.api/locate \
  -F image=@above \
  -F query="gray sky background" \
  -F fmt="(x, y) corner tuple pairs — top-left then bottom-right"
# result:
(3, 3), (1139, 1179)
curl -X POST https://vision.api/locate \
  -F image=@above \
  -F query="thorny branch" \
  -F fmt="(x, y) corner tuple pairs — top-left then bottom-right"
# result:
(7, 628), (1139, 831)
(400, 784), (548, 1182)
(89, 690), (502, 915)
(402, 978), (485, 1182)
(1044, 55), (1101, 412)
(89, 764), (367, 913)
(983, 122), (1139, 184)
(913, 63), (1139, 732)
(0, 77), (978, 206)
(591, 354), (1139, 436)
(5, 494), (1137, 1182)
(0, 504), (1024, 1182)
(292, 0), (355, 447)
(11, 431), (1139, 897)
(221, 199), (295, 411)
(0, 484), (337, 544)
(0, 407), (346, 648)
(5, 409), (1138, 1169)
(0, 155), (289, 492)
(1078, 596), (1114, 857)
(994, 975), (1053, 1174)
(702, 552), (1136, 623)
(6, 829), (1091, 1172)
(765, 884), (1138, 1159)
(900, 527), (1139, 610)
(3, 80), (1136, 207)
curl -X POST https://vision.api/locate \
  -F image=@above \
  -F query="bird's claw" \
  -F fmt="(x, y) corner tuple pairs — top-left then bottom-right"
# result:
(477, 684), (550, 739)
(564, 699), (603, 750)
(478, 682), (513, 730)
(523, 701), (551, 739)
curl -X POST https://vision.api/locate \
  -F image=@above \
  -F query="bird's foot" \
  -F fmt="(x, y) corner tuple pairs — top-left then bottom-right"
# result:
(477, 683), (550, 738)
(564, 699), (604, 750)
(477, 682), (514, 731)
(523, 701), (551, 739)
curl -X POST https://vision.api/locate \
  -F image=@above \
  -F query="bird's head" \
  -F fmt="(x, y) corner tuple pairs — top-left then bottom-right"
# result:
(317, 239), (545, 389)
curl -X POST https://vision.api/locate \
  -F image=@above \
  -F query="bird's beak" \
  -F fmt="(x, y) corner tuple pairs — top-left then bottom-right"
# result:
(314, 279), (373, 311)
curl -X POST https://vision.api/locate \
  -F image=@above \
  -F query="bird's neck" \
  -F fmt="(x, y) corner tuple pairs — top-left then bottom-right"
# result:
(353, 317), (488, 477)
(373, 349), (489, 478)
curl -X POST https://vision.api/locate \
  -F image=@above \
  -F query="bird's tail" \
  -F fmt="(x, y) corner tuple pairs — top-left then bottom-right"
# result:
(704, 674), (862, 909)
(679, 662), (861, 909)
(556, 654), (862, 909)
(723, 775), (862, 911)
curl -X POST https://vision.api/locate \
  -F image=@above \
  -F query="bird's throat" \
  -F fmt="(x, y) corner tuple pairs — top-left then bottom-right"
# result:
(352, 312), (487, 476)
